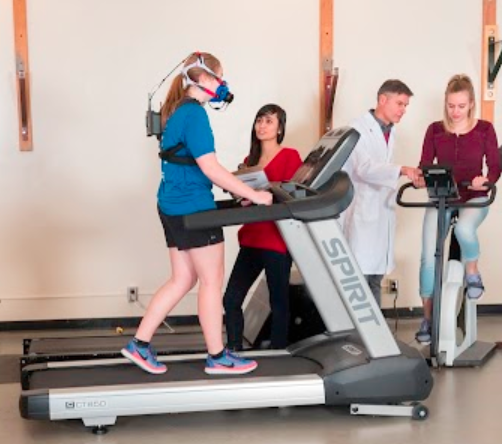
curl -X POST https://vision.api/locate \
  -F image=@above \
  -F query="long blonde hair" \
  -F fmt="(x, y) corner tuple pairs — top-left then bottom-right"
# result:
(443, 74), (476, 133)
(160, 52), (222, 128)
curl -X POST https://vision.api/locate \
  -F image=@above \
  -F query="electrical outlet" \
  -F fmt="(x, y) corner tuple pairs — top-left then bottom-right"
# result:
(389, 279), (399, 293)
(127, 286), (138, 302)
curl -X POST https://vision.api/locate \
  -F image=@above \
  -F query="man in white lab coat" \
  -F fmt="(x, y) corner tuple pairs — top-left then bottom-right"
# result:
(342, 80), (419, 306)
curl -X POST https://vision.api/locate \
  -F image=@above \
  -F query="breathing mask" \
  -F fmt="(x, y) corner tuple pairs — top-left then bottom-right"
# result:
(181, 54), (234, 106)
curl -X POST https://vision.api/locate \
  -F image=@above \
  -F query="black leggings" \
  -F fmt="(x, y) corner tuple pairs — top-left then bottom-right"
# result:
(223, 246), (293, 349)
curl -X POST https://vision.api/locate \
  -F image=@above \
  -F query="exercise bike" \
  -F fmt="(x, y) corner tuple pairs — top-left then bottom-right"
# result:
(397, 165), (497, 367)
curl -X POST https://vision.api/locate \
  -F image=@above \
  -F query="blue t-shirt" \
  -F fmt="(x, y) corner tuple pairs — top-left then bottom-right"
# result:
(157, 101), (216, 216)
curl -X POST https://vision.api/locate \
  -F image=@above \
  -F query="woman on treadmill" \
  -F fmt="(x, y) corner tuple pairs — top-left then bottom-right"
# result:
(121, 52), (272, 375)
(223, 104), (302, 351)
(413, 74), (501, 345)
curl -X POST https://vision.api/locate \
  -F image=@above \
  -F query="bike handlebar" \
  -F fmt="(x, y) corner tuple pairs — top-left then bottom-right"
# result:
(396, 182), (497, 208)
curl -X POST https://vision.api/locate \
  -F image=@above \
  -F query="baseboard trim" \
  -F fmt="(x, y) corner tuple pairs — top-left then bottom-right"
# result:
(382, 304), (502, 318)
(0, 315), (200, 332)
(381, 307), (423, 318)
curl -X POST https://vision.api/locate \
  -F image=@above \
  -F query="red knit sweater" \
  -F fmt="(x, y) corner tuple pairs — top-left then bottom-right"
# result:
(419, 120), (501, 201)
(238, 148), (302, 254)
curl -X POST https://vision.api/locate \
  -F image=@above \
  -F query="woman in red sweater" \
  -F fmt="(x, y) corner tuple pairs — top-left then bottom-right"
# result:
(223, 104), (302, 350)
(415, 74), (501, 344)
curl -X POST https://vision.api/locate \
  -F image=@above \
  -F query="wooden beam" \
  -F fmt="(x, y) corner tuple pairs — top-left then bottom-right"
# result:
(481, 0), (497, 123)
(13, 0), (33, 151)
(320, 0), (337, 138)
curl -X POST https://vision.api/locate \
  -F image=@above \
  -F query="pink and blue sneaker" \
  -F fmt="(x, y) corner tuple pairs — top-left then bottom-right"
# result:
(121, 340), (167, 374)
(205, 349), (258, 375)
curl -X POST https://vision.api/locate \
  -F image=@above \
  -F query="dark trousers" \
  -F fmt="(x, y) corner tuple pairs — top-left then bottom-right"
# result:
(223, 246), (293, 350)
(364, 274), (383, 307)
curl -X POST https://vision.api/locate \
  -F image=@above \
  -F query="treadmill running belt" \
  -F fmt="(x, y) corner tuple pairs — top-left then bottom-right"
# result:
(28, 356), (322, 390)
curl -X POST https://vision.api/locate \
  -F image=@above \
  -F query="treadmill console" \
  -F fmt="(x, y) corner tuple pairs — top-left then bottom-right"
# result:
(292, 127), (360, 190)
(421, 165), (459, 201)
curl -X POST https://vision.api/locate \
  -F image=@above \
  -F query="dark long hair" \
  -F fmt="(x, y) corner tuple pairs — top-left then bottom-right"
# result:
(246, 104), (287, 167)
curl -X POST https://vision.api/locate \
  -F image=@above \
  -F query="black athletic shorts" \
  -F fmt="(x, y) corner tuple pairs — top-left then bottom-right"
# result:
(158, 207), (224, 251)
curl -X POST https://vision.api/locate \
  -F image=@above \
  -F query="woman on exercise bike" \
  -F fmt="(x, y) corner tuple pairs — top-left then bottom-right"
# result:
(414, 74), (501, 345)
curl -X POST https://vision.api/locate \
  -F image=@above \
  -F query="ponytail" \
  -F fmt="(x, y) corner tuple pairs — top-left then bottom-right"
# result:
(160, 74), (185, 128)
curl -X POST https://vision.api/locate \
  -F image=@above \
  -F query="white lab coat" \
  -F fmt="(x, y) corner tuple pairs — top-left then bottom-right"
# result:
(341, 111), (401, 275)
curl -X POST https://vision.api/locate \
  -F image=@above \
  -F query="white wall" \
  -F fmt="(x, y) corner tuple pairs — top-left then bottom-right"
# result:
(0, 0), (318, 321)
(0, 0), (501, 321)
(334, 0), (502, 308)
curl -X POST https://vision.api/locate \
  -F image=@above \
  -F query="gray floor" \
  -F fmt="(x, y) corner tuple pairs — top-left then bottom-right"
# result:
(2, 318), (502, 443)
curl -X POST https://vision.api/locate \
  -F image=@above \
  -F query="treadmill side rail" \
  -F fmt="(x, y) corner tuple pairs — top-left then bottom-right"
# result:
(83, 416), (117, 428)
(24, 375), (325, 423)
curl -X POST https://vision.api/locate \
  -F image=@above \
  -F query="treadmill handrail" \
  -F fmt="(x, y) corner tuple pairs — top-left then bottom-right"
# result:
(286, 172), (353, 222)
(184, 199), (293, 230)
(184, 171), (353, 230)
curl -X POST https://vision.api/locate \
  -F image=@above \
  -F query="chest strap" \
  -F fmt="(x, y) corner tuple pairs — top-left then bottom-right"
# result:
(159, 143), (197, 166)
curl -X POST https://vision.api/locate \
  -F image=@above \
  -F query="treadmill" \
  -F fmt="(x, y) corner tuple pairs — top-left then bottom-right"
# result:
(20, 127), (433, 432)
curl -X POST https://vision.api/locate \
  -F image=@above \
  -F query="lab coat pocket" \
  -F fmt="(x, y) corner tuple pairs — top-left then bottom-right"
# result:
(354, 186), (379, 222)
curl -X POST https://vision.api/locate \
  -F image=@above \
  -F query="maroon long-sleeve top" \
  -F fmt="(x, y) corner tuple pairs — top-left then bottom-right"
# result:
(419, 120), (501, 202)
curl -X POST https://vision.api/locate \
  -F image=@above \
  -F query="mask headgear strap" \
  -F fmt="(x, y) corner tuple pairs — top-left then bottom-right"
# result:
(181, 52), (222, 96)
